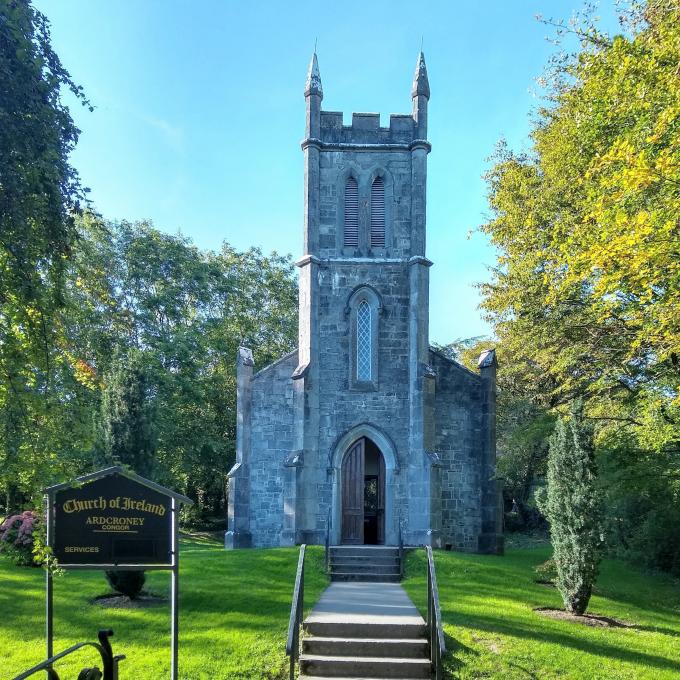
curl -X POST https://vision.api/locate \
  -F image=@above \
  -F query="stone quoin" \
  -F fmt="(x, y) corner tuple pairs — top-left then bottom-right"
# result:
(225, 52), (503, 553)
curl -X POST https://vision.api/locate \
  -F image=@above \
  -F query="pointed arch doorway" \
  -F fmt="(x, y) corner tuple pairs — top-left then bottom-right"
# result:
(341, 437), (385, 545)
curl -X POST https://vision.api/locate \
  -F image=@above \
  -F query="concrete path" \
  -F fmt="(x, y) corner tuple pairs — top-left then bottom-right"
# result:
(306, 582), (425, 627)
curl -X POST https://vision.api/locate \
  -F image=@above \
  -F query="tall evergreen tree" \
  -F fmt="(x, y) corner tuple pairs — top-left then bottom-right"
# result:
(99, 351), (156, 478)
(99, 350), (155, 598)
(540, 401), (603, 615)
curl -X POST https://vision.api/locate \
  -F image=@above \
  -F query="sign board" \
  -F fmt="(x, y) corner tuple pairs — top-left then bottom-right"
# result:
(44, 466), (193, 680)
(53, 473), (172, 566)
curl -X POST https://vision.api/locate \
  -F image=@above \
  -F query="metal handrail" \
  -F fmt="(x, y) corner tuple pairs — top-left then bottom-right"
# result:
(325, 507), (331, 573)
(426, 546), (446, 680)
(13, 630), (124, 680)
(285, 544), (306, 680)
(398, 522), (404, 579)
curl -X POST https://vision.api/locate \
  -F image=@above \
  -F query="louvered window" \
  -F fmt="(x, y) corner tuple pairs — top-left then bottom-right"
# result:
(370, 177), (385, 248)
(344, 177), (359, 247)
(357, 300), (372, 381)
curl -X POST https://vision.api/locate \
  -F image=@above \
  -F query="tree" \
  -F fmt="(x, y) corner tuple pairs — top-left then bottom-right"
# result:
(479, 0), (680, 572)
(539, 401), (603, 615)
(98, 351), (155, 599)
(0, 208), (299, 514)
(0, 0), (90, 305)
(0, 0), (91, 509)
(480, 2), (678, 445)
(98, 351), (156, 478)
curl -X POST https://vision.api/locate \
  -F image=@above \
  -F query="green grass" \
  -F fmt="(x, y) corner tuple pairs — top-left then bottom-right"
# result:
(3, 540), (679, 679)
(403, 545), (680, 679)
(0, 538), (327, 679)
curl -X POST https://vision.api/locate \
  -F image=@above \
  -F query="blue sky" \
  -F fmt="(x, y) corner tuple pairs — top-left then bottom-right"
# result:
(36, 0), (620, 344)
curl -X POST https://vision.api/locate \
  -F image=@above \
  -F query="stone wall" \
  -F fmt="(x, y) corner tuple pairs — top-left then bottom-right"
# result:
(248, 350), (298, 547)
(430, 349), (484, 551)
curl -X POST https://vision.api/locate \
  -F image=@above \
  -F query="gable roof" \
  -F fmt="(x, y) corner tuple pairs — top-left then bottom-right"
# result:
(429, 346), (482, 381)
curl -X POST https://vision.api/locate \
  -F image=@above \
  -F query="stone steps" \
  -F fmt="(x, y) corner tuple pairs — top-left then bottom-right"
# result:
(330, 572), (401, 583)
(300, 581), (431, 679)
(330, 555), (400, 565)
(305, 620), (426, 639)
(332, 561), (400, 572)
(299, 677), (426, 680)
(304, 636), (428, 658)
(299, 654), (431, 678)
(330, 547), (399, 557)
(329, 546), (401, 583)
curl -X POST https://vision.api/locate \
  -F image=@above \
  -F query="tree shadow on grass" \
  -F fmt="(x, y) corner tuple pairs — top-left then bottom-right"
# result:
(406, 549), (680, 678)
(449, 611), (680, 674)
(629, 623), (680, 638)
(442, 631), (478, 678)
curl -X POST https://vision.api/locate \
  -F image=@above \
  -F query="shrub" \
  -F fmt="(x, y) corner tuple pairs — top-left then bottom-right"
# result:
(621, 505), (680, 577)
(538, 401), (604, 615)
(105, 570), (146, 598)
(534, 558), (558, 583)
(0, 510), (43, 566)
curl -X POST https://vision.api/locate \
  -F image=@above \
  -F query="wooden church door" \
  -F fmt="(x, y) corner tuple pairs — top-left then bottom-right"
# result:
(341, 439), (365, 544)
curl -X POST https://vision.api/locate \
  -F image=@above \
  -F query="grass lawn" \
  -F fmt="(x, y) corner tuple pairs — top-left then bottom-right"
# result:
(403, 543), (680, 680)
(3, 538), (679, 679)
(0, 538), (327, 679)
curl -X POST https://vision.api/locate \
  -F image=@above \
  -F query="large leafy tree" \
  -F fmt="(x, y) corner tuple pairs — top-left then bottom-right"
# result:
(0, 210), (298, 517)
(68, 214), (297, 512)
(479, 1), (679, 571)
(63, 214), (298, 519)
(0, 0), (90, 300)
(0, 0), (91, 508)
(481, 2), (679, 443)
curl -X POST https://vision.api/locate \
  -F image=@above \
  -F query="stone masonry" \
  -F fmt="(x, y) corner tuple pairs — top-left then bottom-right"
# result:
(225, 52), (503, 554)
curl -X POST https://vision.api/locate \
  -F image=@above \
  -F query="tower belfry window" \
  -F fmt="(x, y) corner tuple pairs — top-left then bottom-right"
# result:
(370, 177), (385, 248)
(357, 300), (372, 381)
(344, 177), (359, 247)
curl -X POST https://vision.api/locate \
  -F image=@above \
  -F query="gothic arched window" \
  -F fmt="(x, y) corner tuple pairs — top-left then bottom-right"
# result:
(344, 177), (359, 247)
(370, 177), (385, 248)
(356, 300), (372, 381)
(347, 286), (381, 389)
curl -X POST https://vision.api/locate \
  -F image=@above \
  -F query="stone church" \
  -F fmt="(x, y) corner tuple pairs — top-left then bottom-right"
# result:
(225, 52), (503, 554)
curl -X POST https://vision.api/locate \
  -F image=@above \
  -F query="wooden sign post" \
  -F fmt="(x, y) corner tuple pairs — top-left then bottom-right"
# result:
(44, 467), (193, 680)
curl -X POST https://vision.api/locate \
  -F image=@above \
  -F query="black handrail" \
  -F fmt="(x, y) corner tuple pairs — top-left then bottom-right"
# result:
(325, 507), (331, 573)
(13, 630), (124, 680)
(285, 544), (306, 680)
(426, 546), (446, 680)
(398, 521), (404, 579)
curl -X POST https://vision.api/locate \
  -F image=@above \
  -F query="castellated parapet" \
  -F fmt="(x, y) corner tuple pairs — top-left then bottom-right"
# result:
(314, 112), (423, 147)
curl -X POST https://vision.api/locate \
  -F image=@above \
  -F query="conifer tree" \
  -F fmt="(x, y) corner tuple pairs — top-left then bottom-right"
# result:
(541, 401), (603, 615)
(99, 351), (156, 478)
(99, 350), (156, 598)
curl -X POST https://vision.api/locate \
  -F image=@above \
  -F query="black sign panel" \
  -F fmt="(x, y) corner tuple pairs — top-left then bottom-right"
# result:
(53, 473), (172, 566)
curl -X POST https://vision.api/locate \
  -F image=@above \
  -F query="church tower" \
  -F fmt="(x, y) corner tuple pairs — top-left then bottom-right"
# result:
(292, 50), (436, 547)
(226, 53), (503, 554)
